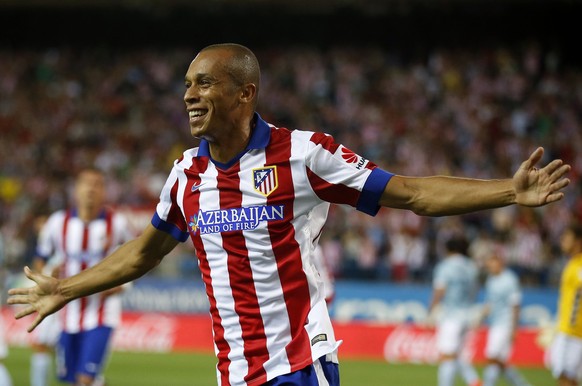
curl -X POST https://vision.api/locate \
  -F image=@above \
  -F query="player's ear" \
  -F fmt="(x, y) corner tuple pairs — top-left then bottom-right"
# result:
(239, 83), (257, 105)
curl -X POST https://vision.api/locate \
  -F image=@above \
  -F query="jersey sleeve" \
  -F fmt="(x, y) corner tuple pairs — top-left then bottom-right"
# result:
(151, 164), (190, 242)
(433, 263), (447, 289)
(304, 132), (393, 216)
(35, 212), (61, 261)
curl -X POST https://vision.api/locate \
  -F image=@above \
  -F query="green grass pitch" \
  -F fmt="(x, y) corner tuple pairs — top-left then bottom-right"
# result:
(5, 346), (554, 385)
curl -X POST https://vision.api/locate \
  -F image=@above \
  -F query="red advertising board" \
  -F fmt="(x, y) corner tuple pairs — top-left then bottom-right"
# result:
(333, 321), (550, 367)
(1, 308), (551, 367)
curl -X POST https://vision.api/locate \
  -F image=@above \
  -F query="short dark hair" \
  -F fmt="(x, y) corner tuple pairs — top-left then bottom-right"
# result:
(445, 236), (468, 255)
(200, 43), (261, 104)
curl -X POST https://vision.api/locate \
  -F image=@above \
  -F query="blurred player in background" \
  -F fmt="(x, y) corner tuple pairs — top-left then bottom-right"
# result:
(429, 236), (481, 386)
(29, 253), (63, 386)
(0, 231), (13, 386)
(480, 250), (532, 386)
(20, 213), (59, 386)
(548, 222), (582, 386)
(7, 43), (571, 386)
(32, 168), (133, 386)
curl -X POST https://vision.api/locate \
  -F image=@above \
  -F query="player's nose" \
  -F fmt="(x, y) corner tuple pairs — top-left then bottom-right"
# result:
(184, 87), (200, 106)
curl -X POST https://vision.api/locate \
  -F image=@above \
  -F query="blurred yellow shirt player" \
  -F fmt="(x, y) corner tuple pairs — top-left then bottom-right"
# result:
(557, 252), (582, 338)
(549, 222), (582, 386)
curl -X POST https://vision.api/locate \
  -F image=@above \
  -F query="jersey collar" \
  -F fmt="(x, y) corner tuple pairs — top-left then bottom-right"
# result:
(69, 208), (108, 220)
(198, 112), (270, 163)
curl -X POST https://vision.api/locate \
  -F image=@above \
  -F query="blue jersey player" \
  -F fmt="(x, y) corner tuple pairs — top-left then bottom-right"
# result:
(429, 236), (481, 386)
(481, 251), (532, 386)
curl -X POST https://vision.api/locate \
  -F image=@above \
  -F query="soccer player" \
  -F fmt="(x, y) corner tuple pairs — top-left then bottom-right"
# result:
(29, 255), (62, 386)
(30, 168), (133, 386)
(429, 236), (481, 386)
(548, 222), (582, 386)
(480, 250), (532, 386)
(8, 43), (571, 386)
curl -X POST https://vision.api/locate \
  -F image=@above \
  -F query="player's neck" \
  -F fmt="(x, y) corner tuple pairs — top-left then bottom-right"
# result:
(208, 117), (255, 164)
(77, 206), (100, 223)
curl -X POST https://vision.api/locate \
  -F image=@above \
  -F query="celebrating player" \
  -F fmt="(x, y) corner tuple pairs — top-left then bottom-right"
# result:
(8, 43), (571, 386)
(480, 250), (532, 386)
(548, 222), (582, 386)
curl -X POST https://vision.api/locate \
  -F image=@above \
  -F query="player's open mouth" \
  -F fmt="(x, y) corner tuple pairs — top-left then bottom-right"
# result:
(189, 109), (208, 122)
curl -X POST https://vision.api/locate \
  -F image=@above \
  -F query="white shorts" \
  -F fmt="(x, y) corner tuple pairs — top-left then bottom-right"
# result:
(549, 332), (582, 381)
(485, 324), (513, 361)
(437, 319), (468, 355)
(32, 313), (61, 347)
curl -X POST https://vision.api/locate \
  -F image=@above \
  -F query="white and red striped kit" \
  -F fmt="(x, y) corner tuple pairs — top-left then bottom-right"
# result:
(37, 208), (132, 333)
(152, 114), (393, 385)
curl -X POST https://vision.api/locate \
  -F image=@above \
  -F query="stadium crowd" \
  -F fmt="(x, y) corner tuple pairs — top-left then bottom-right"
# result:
(0, 43), (581, 287)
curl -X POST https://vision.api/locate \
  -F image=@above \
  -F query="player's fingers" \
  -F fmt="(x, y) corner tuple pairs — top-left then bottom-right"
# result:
(548, 164), (571, 183)
(541, 159), (565, 176)
(522, 147), (544, 170)
(545, 192), (565, 204)
(551, 177), (571, 192)
(13, 305), (37, 319)
(7, 287), (31, 296)
(28, 315), (44, 333)
(7, 294), (31, 305)
(23, 265), (37, 281)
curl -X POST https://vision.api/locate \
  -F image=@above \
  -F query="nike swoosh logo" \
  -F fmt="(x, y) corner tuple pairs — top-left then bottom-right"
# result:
(191, 182), (205, 192)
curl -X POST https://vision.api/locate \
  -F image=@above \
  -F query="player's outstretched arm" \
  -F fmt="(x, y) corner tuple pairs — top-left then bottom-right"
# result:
(379, 147), (570, 216)
(8, 224), (179, 332)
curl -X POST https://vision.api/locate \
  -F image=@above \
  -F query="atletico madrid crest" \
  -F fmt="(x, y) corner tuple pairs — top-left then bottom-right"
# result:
(253, 166), (278, 197)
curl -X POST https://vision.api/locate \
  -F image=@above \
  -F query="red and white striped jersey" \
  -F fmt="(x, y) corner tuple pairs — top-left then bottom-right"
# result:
(152, 114), (393, 386)
(37, 208), (132, 333)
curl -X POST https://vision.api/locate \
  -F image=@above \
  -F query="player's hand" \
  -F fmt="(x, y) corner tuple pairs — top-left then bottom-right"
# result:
(513, 147), (570, 207)
(7, 266), (66, 332)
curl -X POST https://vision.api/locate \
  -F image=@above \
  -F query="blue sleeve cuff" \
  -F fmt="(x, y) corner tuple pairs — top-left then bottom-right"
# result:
(151, 213), (190, 242)
(356, 168), (393, 216)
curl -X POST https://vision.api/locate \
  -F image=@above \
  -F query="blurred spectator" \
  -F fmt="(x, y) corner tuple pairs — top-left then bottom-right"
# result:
(386, 210), (428, 282)
(506, 207), (549, 286)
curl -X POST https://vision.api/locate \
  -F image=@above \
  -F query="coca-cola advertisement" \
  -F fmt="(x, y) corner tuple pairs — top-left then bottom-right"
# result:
(1, 306), (551, 367)
(333, 321), (549, 367)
